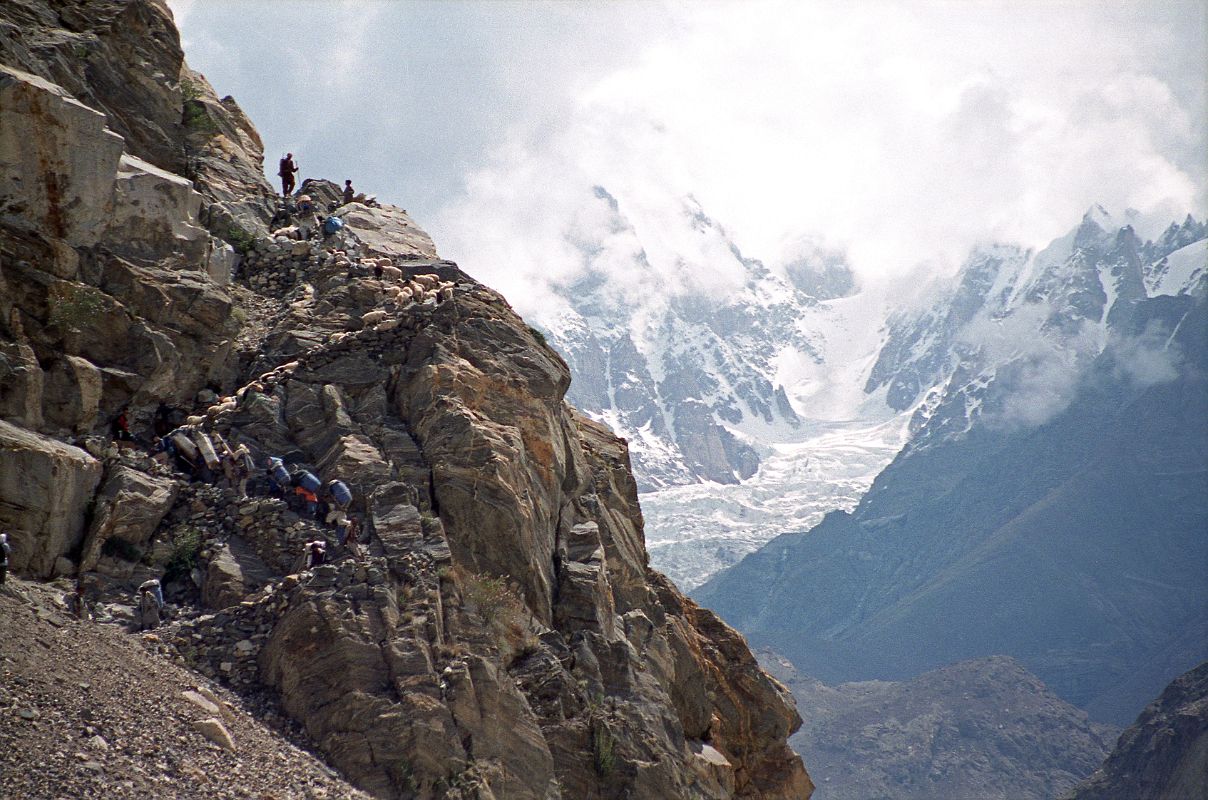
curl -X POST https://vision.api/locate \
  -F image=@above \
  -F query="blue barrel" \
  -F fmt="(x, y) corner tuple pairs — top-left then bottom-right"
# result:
(297, 471), (322, 493)
(329, 480), (352, 507)
(270, 462), (291, 486)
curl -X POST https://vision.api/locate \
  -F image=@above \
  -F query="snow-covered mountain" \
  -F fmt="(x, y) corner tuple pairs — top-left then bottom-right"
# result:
(530, 186), (914, 588)
(697, 210), (1208, 725)
(537, 194), (1205, 591)
(868, 207), (1206, 447)
(542, 186), (870, 490)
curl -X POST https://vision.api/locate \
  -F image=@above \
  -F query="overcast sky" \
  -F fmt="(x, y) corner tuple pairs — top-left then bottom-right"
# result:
(170, 0), (1206, 313)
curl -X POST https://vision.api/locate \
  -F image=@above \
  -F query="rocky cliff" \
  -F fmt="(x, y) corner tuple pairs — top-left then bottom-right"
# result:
(1062, 661), (1208, 800)
(0, 2), (810, 798)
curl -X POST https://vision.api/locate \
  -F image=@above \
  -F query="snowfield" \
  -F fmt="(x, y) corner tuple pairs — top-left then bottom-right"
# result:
(642, 415), (908, 589)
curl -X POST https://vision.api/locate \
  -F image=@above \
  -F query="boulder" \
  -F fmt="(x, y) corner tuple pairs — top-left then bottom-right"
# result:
(78, 465), (177, 574)
(0, 65), (124, 248)
(0, 419), (102, 577)
(41, 355), (103, 432)
(181, 690), (221, 716)
(0, 337), (44, 428)
(338, 204), (439, 260)
(192, 717), (235, 752)
(205, 238), (237, 286)
(203, 545), (247, 610)
(104, 153), (208, 263)
(202, 536), (272, 609)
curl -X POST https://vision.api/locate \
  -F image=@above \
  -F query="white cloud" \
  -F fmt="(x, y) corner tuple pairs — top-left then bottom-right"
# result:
(959, 303), (1101, 429)
(436, 0), (1206, 318)
(169, 1), (1205, 322)
(1111, 320), (1184, 388)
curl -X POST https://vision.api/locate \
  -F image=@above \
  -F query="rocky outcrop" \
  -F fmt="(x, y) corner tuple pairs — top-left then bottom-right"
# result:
(0, 3), (810, 797)
(0, 64), (126, 248)
(1063, 661), (1208, 800)
(0, 419), (102, 577)
(159, 262), (812, 798)
(1, 60), (241, 433)
(339, 202), (439, 261)
(0, 0), (276, 240)
(78, 466), (177, 574)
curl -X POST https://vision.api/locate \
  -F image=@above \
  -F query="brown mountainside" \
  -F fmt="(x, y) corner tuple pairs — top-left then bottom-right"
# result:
(0, 1), (810, 798)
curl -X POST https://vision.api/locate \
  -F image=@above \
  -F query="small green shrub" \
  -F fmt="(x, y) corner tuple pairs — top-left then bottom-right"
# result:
(462, 572), (515, 624)
(592, 718), (617, 775)
(163, 527), (202, 583)
(179, 78), (217, 135)
(395, 758), (418, 793)
(183, 101), (216, 134)
(459, 570), (537, 664)
(180, 76), (203, 102)
(225, 225), (256, 255)
(528, 325), (548, 347)
(47, 282), (105, 332)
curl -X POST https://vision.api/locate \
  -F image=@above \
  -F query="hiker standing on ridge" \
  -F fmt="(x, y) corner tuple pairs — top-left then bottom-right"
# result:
(278, 152), (299, 196)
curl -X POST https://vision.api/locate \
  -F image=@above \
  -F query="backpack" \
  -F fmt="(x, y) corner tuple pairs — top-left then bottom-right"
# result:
(323, 216), (344, 236)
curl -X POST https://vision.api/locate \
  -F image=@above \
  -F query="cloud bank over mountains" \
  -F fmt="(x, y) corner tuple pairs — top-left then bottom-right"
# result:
(170, 1), (1206, 320)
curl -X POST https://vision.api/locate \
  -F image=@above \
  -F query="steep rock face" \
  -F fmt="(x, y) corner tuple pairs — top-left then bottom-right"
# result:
(0, 63), (241, 447)
(0, 0), (185, 173)
(1063, 661), (1208, 800)
(181, 259), (812, 798)
(0, 419), (102, 577)
(0, 65), (126, 248)
(0, 4), (810, 798)
(0, 0), (277, 239)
